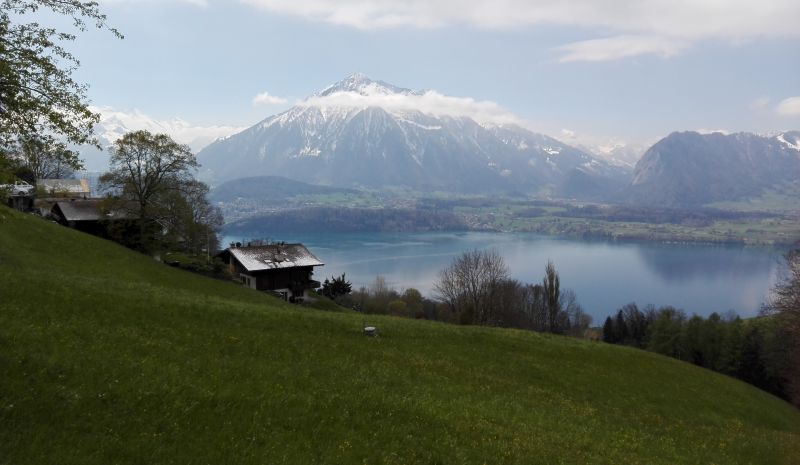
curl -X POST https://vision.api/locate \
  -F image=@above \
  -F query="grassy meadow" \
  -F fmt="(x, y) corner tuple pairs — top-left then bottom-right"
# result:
(1, 205), (799, 464)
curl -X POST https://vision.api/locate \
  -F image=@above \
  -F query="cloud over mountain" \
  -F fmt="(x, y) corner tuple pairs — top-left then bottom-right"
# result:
(299, 90), (520, 126)
(252, 91), (289, 106)
(776, 97), (800, 117)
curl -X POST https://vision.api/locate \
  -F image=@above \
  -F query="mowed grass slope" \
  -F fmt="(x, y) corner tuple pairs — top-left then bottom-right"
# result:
(1, 206), (799, 465)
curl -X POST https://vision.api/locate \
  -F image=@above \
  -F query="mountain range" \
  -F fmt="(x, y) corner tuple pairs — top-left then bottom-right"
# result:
(197, 74), (630, 199)
(76, 107), (244, 171)
(625, 131), (800, 206)
(82, 74), (800, 209)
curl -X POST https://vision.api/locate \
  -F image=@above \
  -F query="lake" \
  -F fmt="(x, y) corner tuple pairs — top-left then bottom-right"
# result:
(223, 231), (787, 321)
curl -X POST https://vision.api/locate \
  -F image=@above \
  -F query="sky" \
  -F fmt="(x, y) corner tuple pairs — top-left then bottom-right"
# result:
(39, 0), (800, 149)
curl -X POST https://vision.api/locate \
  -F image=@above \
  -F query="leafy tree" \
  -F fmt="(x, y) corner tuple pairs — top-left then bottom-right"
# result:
(386, 299), (408, 317)
(16, 136), (83, 181)
(100, 131), (199, 251)
(159, 180), (223, 256)
(0, 0), (121, 146)
(602, 316), (616, 343)
(646, 306), (686, 359)
(0, 147), (18, 182)
(400, 288), (424, 318)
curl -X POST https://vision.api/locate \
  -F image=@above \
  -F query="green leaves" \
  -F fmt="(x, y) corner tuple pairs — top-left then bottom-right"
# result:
(0, 0), (120, 146)
(17, 135), (84, 180)
(101, 130), (208, 253)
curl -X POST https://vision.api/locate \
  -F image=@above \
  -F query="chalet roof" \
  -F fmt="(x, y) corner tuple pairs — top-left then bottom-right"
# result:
(226, 244), (324, 272)
(38, 179), (90, 195)
(52, 199), (133, 222)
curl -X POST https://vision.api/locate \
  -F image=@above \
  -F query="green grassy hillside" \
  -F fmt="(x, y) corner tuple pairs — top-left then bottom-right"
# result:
(1, 205), (799, 464)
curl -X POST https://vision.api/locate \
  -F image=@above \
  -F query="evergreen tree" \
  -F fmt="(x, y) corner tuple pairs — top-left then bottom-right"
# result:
(718, 317), (744, 375)
(602, 316), (616, 343)
(321, 273), (352, 299)
(543, 260), (561, 333)
(684, 315), (706, 366)
(614, 310), (628, 344)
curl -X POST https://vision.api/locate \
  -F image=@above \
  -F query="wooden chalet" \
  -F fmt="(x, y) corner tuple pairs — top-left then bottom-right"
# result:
(50, 199), (135, 236)
(218, 243), (324, 301)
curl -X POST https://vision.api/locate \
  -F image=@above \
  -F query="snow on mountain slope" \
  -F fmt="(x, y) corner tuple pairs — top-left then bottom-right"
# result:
(76, 107), (245, 171)
(198, 74), (630, 198)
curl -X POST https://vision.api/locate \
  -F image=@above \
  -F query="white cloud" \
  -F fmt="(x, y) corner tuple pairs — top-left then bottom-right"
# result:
(298, 90), (521, 126)
(90, 106), (246, 152)
(557, 35), (687, 62)
(560, 128), (576, 139)
(252, 91), (289, 106)
(776, 97), (800, 117)
(751, 96), (771, 111)
(240, 0), (800, 61)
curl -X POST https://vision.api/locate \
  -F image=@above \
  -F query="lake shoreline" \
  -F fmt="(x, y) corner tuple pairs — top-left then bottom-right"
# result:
(221, 230), (785, 320)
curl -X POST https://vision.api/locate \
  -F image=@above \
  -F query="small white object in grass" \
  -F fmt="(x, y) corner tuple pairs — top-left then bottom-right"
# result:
(364, 326), (377, 336)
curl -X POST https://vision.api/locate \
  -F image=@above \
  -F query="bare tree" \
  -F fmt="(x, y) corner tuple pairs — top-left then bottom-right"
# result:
(523, 283), (548, 331)
(434, 249), (509, 325)
(370, 275), (391, 298)
(762, 250), (800, 404)
(561, 289), (591, 336)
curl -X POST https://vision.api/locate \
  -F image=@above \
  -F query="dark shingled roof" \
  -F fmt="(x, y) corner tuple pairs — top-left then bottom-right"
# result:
(52, 199), (133, 222)
(225, 244), (324, 272)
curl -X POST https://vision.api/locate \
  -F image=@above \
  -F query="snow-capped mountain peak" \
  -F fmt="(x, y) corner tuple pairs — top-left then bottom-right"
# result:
(316, 73), (417, 97)
(197, 75), (630, 198)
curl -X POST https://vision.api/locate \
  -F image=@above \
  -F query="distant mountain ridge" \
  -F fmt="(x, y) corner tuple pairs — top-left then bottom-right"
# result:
(624, 130), (800, 207)
(211, 176), (357, 203)
(197, 74), (629, 199)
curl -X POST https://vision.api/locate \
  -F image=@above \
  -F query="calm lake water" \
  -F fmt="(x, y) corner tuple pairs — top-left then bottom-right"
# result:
(223, 231), (787, 321)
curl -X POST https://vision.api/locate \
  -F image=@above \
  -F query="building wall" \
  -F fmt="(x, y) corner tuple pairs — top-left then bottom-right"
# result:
(227, 254), (319, 300)
(253, 267), (314, 292)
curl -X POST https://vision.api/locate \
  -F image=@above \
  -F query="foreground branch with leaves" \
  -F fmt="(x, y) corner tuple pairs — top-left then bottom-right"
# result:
(0, 0), (120, 146)
(762, 250), (800, 404)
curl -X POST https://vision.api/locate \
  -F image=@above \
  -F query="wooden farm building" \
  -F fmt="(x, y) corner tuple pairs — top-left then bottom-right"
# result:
(218, 243), (324, 301)
(50, 199), (135, 237)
